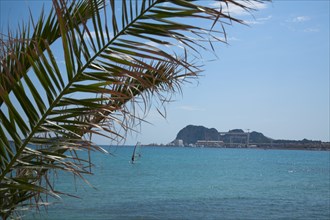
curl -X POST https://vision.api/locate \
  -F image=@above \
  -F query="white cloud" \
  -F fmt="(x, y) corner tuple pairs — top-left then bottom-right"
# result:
(145, 41), (160, 48)
(211, 1), (268, 16)
(216, 36), (240, 43)
(304, 28), (319, 33)
(244, 20), (261, 25)
(291, 16), (311, 23)
(258, 15), (273, 21)
(54, 56), (66, 65)
(284, 16), (318, 33)
(228, 37), (240, 42)
(58, 60), (66, 65)
(245, 15), (272, 25)
(177, 105), (206, 112)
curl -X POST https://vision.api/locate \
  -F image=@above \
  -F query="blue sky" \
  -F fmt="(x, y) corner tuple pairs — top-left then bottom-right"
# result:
(134, 0), (330, 145)
(1, 1), (329, 145)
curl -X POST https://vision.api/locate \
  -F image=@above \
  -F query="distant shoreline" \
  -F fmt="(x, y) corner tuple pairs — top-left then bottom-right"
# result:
(141, 143), (330, 151)
(168, 125), (330, 152)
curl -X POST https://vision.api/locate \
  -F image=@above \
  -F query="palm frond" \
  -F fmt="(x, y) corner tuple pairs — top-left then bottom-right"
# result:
(0, 0), (105, 106)
(0, 0), (269, 218)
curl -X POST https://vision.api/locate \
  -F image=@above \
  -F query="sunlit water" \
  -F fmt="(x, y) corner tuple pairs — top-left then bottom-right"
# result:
(25, 147), (330, 219)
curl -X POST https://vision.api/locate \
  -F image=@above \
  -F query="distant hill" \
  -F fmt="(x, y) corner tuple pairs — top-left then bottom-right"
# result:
(219, 129), (271, 143)
(250, 131), (272, 143)
(171, 125), (329, 150)
(174, 125), (272, 145)
(175, 125), (219, 145)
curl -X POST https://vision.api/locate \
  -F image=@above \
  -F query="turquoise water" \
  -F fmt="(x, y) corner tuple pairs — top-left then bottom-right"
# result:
(26, 147), (330, 219)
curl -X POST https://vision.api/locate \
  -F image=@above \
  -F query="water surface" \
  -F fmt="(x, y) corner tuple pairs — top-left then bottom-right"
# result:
(26, 147), (330, 219)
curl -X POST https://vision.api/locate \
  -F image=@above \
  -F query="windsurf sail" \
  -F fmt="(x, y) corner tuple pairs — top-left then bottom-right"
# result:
(131, 142), (141, 163)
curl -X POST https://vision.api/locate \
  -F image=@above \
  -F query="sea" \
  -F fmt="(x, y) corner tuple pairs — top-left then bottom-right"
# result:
(25, 146), (330, 220)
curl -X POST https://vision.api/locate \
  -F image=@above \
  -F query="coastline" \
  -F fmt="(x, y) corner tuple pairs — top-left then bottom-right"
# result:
(141, 143), (330, 151)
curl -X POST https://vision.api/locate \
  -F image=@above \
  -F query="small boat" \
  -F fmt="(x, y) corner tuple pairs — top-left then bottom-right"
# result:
(131, 142), (141, 164)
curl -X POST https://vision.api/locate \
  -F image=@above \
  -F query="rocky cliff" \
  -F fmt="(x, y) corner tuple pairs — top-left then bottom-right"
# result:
(175, 125), (219, 145)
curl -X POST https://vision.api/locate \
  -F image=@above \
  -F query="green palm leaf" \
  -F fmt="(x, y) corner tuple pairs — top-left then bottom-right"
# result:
(0, 0), (269, 218)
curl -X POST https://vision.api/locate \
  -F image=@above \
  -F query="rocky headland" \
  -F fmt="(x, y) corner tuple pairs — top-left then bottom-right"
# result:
(166, 125), (330, 151)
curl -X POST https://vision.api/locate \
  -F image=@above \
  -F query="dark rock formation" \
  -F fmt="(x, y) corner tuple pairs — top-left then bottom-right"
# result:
(249, 131), (272, 143)
(175, 125), (219, 145)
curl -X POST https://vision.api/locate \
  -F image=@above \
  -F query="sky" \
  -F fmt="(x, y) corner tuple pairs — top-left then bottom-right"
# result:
(1, 0), (329, 145)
